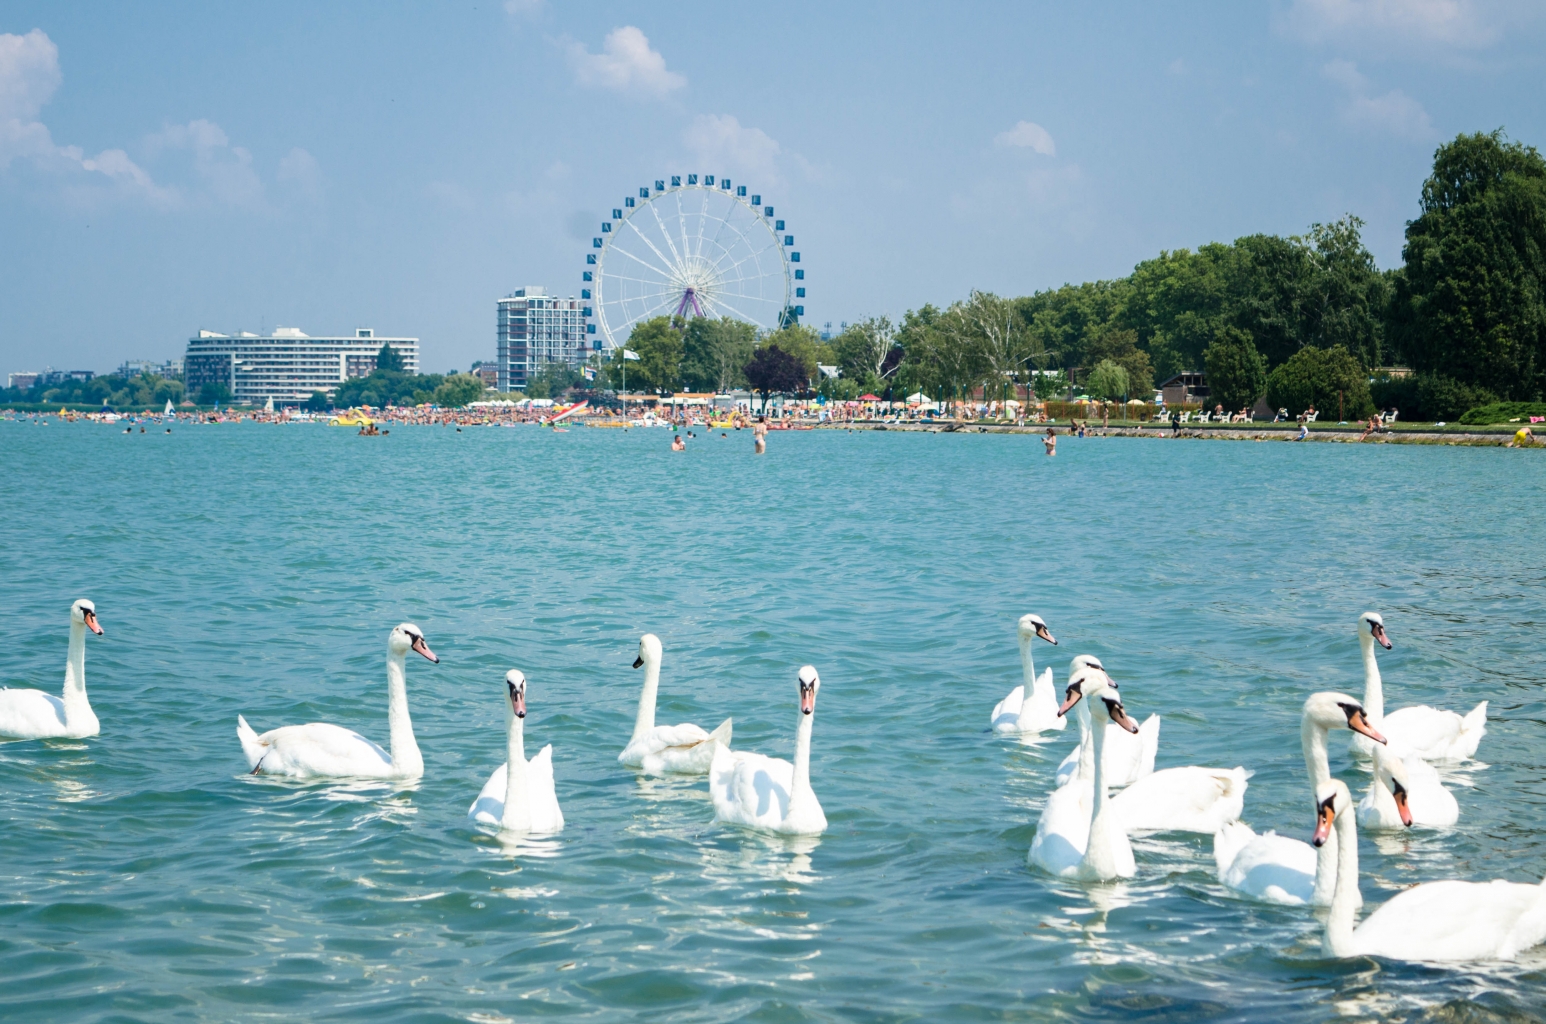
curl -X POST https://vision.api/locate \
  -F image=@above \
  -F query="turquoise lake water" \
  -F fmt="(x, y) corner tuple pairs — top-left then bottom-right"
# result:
(2, 420), (1544, 1023)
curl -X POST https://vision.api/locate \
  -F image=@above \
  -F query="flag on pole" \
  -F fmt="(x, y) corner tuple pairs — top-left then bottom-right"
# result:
(623, 349), (640, 361)
(582, 365), (596, 381)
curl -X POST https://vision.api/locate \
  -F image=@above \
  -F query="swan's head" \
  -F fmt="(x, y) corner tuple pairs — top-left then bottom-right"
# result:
(1312, 779), (1355, 846)
(505, 669), (527, 719)
(1068, 654), (1105, 681)
(1303, 691), (1385, 744)
(1372, 748), (1415, 827)
(1359, 611), (1392, 650)
(1058, 667), (1139, 732)
(798, 665), (820, 715)
(390, 623), (438, 663)
(633, 633), (662, 669)
(1017, 614), (1057, 646)
(71, 599), (103, 636)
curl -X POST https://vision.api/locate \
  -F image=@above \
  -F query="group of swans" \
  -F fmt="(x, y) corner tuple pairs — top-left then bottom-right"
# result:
(234, 629), (824, 838)
(1003, 608), (1522, 963)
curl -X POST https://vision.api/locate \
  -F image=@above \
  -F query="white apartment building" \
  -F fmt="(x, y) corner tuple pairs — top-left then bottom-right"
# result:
(184, 327), (419, 405)
(496, 287), (592, 392)
(118, 358), (184, 379)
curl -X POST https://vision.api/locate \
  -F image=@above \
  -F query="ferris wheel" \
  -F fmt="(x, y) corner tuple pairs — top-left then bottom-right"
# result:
(583, 175), (806, 350)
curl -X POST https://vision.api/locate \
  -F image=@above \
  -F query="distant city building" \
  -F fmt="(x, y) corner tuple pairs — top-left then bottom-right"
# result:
(474, 364), (499, 390)
(8, 372), (40, 390)
(117, 358), (184, 379)
(496, 287), (590, 393)
(183, 327), (420, 405)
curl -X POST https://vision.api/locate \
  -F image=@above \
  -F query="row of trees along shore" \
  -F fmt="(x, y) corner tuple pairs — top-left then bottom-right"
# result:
(589, 130), (1546, 423)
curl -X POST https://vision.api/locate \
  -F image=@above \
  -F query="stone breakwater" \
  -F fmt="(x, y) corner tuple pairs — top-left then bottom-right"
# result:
(819, 422), (1532, 446)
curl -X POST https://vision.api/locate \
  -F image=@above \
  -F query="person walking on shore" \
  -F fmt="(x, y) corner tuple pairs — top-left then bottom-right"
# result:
(753, 416), (768, 455)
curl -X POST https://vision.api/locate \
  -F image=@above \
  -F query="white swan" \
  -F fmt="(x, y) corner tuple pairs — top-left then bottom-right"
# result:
(237, 623), (438, 779)
(1053, 657), (1159, 788)
(1028, 666), (1139, 880)
(1351, 611), (1486, 762)
(1357, 743), (1458, 829)
(1213, 691), (1389, 905)
(468, 670), (564, 833)
(708, 665), (826, 836)
(618, 634), (732, 775)
(1315, 778), (1546, 961)
(0, 599), (104, 741)
(1113, 765), (1249, 834)
(990, 613), (1064, 735)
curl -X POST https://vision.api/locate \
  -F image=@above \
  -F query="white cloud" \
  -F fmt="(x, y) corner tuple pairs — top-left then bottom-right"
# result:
(1283, 0), (1498, 48)
(566, 27), (685, 98)
(993, 120), (1056, 155)
(503, 0), (544, 19)
(277, 147), (322, 199)
(0, 28), (59, 121)
(683, 114), (780, 182)
(146, 119), (263, 205)
(1323, 59), (1435, 138)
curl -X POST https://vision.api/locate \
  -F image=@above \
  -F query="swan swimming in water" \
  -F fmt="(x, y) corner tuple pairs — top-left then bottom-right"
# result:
(1213, 691), (1390, 906)
(618, 634), (732, 774)
(237, 623), (438, 779)
(1351, 611), (1486, 763)
(990, 613), (1065, 736)
(0, 599), (104, 741)
(468, 670), (564, 833)
(1357, 741), (1458, 829)
(1053, 658), (1159, 788)
(708, 666), (827, 836)
(1028, 664), (1140, 880)
(1313, 778), (1546, 961)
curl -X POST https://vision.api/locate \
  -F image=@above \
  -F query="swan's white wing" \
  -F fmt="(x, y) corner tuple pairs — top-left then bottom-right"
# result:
(621, 721), (716, 772)
(1383, 702), (1487, 762)
(1354, 880), (1544, 961)
(468, 763), (507, 823)
(1215, 824), (1316, 905)
(1029, 779), (1091, 877)
(0, 688), (69, 740)
(527, 744), (564, 833)
(1057, 716), (1162, 789)
(990, 685), (1026, 733)
(251, 722), (395, 779)
(1112, 766), (1248, 834)
(1404, 753), (1460, 826)
(710, 748), (793, 830)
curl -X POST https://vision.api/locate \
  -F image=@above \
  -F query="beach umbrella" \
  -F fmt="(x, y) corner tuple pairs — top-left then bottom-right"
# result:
(859, 394), (881, 401)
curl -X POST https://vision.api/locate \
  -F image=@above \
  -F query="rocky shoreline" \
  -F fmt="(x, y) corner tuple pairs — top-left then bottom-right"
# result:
(818, 421), (1532, 446)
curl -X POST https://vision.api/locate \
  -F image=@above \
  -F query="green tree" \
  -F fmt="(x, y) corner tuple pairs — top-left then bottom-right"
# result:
(758, 323), (830, 390)
(375, 342), (406, 372)
(743, 344), (806, 407)
(1203, 326), (1268, 411)
(1085, 328), (1154, 397)
(1394, 129), (1546, 399)
(681, 316), (756, 392)
(433, 372), (486, 408)
(1084, 360), (1129, 401)
(626, 317), (684, 393)
(1266, 345), (1373, 419)
(197, 381), (232, 405)
(305, 391), (330, 412)
(832, 315), (902, 389)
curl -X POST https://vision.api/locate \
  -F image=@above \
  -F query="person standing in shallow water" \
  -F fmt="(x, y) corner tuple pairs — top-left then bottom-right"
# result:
(1043, 428), (1057, 456)
(753, 416), (768, 455)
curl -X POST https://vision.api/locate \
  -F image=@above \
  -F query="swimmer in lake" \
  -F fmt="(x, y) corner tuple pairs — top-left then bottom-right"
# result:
(754, 416), (768, 455)
(1043, 428), (1056, 456)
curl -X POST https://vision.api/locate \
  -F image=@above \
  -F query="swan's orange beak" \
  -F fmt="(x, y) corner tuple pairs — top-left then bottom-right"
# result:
(1345, 706), (1386, 745)
(1370, 621), (1392, 650)
(1105, 698), (1140, 734)
(1035, 624), (1057, 645)
(82, 609), (103, 635)
(799, 681), (816, 715)
(1057, 683), (1083, 717)
(411, 636), (438, 663)
(1313, 796), (1336, 847)
(1392, 781), (1413, 827)
(508, 682), (526, 719)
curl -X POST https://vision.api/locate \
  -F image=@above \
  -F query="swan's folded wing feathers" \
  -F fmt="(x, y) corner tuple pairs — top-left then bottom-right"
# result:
(527, 744), (564, 832)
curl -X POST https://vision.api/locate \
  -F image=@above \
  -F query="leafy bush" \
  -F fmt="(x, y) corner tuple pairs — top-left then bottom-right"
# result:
(1084, 359), (1129, 401)
(1266, 345), (1373, 419)
(1458, 401), (1546, 424)
(1203, 326), (1267, 412)
(432, 373), (487, 408)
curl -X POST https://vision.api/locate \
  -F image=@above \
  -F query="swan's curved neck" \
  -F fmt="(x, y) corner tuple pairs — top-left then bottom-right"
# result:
(630, 654), (660, 744)
(1089, 707), (1110, 814)
(789, 709), (816, 812)
(502, 711), (530, 831)
(1074, 700), (1096, 781)
(61, 619), (91, 723)
(386, 650), (422, 776)
(1016, 639), (1047, 727)
(1301, 716), (1333, 789)
(1324, 803), (1360, 957)
(1360, 634), (1384, 723)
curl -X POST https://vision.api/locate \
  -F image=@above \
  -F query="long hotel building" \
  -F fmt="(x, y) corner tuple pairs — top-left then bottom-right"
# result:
(184, 327), (419, 405)
(496, 287), (592, 393)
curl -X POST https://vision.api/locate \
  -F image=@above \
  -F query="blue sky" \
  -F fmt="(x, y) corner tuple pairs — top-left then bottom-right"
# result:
(2, 1), (1543, 374)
